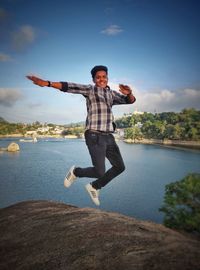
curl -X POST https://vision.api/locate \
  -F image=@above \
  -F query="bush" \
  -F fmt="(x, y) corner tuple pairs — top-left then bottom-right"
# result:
(159, 173), (200, 233)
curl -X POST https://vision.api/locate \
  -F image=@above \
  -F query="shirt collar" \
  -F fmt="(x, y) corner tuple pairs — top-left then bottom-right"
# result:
(94, 85), (110, 91)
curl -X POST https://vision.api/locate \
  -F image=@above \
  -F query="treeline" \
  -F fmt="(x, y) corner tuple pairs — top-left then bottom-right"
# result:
(0, 119), (26, 135)
(0, 119), (53, 136)
(1, 108), (200, 140)
(115, 108), (200, 141)
(0, 118), (84, 136)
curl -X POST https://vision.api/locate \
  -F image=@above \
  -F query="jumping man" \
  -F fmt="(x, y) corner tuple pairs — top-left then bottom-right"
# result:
(27, 65), (136, 206)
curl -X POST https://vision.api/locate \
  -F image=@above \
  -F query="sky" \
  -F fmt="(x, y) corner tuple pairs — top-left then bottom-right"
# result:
(0, 0), (199, 124)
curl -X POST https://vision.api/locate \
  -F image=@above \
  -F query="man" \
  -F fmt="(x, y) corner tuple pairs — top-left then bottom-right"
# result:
(27, 65), (136, 206)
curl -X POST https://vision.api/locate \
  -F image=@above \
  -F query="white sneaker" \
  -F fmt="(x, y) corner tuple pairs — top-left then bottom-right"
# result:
(85, 183), (100, 206)
(64, 166), (76, 188)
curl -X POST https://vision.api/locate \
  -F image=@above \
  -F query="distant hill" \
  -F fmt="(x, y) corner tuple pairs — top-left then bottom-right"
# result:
(0, 117), (7, 123)
(64, 121), (85, 128)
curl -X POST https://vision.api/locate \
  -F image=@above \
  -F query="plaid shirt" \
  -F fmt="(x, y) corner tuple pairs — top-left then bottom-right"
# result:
(61, 82), (134, 132)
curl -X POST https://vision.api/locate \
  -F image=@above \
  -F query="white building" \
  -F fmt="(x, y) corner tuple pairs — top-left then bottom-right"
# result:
(133, 109), (144, 115)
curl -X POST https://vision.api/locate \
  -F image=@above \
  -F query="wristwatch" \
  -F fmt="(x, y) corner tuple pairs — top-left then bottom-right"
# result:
(47, 81), (51, 87)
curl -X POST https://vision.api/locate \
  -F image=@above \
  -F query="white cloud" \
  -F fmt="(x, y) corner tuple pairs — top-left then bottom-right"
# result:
(11, 25), (36, 50)
(0, 53), (13, 62)
(0, 88), (22, 107)
(109, 82), (200, 116)
(28, 102), (42, 109)
(135, 88), (200, 113)
(1, 84), (199, 124)
(101, 25), (123, 36)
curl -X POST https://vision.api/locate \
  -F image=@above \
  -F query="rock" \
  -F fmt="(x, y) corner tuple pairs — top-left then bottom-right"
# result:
(0, 200), (199, 270)
(7, 142), (20, 152)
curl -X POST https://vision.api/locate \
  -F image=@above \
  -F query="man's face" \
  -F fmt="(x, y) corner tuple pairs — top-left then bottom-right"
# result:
(93, 70), (108, 88)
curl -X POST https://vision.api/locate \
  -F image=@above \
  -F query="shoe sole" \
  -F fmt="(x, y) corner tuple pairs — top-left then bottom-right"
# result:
(85, 184), (100, 206)
(64, 166), (76, 188)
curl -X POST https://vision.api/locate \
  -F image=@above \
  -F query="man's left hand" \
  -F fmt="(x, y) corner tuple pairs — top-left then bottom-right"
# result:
(119, 84), (132, 95)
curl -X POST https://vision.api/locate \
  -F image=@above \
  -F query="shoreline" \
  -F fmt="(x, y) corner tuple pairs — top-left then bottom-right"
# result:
(0, 134), (79, 139)
(124, 138), (200, 150)
(1, 134), (200, 151)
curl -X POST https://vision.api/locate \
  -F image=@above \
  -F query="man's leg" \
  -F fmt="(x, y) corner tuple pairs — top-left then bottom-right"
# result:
(92, 135), (125, 189)
(75, 131), (107, 205)
(74, 131), (106, 179)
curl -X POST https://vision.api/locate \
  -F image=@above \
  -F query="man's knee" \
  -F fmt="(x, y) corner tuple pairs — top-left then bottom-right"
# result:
(95, 167), (105, 178)
(116, 163), (125, 174)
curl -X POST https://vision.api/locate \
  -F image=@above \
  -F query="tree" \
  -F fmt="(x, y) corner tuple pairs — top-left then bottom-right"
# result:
(157, 112), (179, 124)
(159, 173), (200, 233)
(164, 124), (185, 140)
(141, 120), (166, 139)
(116, 115), (131, 128)
(141, 112), (155, 123)
(124, 127), (142, 141)
(141, 120), (153, 138)
(129, 114), (142, 127)
(187, 127), (198, 140)
(154, 120), (166, 139)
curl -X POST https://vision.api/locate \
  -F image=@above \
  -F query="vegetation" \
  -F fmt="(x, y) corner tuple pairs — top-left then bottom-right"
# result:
(61, 126), (84, 138)
(0, 117), (85, 137)
(124, 126), (142, 141)
(0, 120), (26, 136)
(159, 173), (200, 233)
(116, 108), (200, 141)
(0, 108), (199, 140)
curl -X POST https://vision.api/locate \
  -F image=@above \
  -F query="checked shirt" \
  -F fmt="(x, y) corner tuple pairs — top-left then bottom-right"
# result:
(60, 82), (132, 132)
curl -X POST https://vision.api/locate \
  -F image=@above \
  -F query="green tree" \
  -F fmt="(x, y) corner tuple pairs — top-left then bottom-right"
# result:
(61, 129), (72, 136)
(116, 115), (131, 128)
(129, 114), (142, 127)
(141, 120), (153, 138)
(141, 120), (166, 139)
(154, 120), (166, 139)
(124, 126), (142, 141)
(187, 127), (198, 140)
(164, 124), (185, 140)
(159, 173), (200, 233)
(141, 112), (155, 123)
(157, 112), (179, 124)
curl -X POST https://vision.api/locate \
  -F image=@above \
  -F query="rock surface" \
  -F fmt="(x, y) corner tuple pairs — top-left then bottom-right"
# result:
(0, 200), (199, 270)
(7, 142), (20, 152)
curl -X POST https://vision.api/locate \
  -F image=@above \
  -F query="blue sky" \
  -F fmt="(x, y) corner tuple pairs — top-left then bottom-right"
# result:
(0, 0), (199, 124)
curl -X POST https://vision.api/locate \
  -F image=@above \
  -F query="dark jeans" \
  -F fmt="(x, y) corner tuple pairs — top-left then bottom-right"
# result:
(74, 130), (125, 190)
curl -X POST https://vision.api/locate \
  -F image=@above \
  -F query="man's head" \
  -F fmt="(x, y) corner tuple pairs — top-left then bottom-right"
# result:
(91, 65), (108, 88)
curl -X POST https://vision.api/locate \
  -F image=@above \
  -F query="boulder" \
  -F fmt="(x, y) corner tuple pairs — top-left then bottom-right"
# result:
(7, 142), (20, 152)
(0, 200), (199, 270)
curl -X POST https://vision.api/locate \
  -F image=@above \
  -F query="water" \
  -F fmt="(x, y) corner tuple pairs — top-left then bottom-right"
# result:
(0, 137), (200, 223)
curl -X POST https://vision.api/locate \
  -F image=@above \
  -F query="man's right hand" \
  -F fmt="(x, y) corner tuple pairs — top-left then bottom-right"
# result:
(26, 75), (49, 87)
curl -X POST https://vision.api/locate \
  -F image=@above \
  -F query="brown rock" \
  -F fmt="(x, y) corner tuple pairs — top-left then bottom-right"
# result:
(0, 200), (199, 270)
(7, 142), (20, 152)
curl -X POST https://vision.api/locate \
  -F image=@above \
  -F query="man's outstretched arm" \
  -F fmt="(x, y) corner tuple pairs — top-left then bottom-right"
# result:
(26, 75), (91, 96)
(26, 75), (62, 90)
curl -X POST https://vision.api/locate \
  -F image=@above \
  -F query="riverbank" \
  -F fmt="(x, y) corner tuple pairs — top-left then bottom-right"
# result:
(124, 138), (200, 150)
(0, 134), (79, 139)
(1, 134), (200, 150)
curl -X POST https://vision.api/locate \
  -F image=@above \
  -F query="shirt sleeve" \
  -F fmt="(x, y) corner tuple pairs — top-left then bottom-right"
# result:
(111, 90), (130, 105)
(60, 82), (92, 96)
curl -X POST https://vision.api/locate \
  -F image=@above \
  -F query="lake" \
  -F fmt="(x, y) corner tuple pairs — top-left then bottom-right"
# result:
(0, 137), (200, 224)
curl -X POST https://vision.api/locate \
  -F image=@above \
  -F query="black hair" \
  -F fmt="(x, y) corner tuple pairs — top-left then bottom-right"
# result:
(91, 65), (108, 79)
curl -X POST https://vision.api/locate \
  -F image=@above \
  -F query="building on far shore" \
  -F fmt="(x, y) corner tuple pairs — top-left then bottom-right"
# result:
(133, 109), (144, 115)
